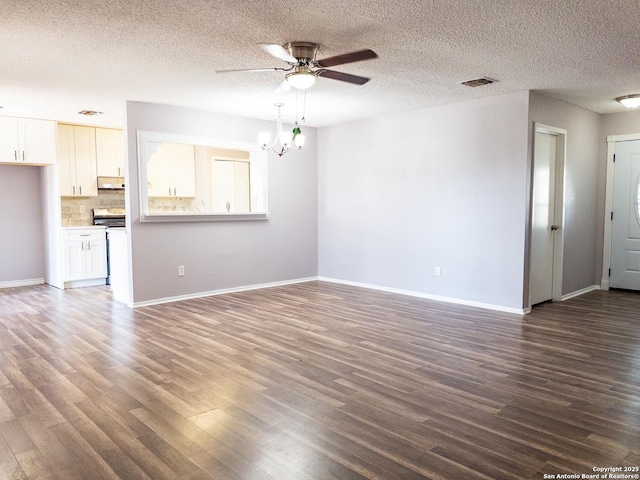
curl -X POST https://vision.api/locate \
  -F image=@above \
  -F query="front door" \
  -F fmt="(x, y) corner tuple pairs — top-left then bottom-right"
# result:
(610, 139), (640, 290)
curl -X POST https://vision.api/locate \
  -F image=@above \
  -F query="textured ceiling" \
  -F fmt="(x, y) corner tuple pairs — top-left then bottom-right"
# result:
(1, 0), (640, 128)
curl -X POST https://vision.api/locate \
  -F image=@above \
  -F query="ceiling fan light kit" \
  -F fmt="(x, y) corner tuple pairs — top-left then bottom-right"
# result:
(286, 67), (316, 90)
(616, 94), (640, 109)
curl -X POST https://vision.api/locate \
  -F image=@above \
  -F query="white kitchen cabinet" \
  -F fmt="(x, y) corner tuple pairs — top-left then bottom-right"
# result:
(0, 116), (56, 165)
(96, 128), (124, 177)
(63, 228), (107, 285)
(147, 142), (196, 197)
(58, 124), (98, 197)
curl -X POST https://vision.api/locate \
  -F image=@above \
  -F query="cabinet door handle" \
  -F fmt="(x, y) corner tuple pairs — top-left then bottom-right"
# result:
(81, 241), (84, 251)
(87, 241), (91, 251)
(14, 150), (17, 161)
(22, 151), (25, 162)
(73, 186), (76, 195)
(174, 187), (176, 196)
(79, 185), (82, 195)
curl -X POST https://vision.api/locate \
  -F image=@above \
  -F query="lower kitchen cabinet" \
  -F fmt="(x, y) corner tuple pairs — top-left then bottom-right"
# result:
(63, 228), (107, 287)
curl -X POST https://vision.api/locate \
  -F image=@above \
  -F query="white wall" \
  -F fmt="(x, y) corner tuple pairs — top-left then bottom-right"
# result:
(125, 102), (318, 303)
(318, 91), (531, 310)
(601, 109), (640, 135)
(0, 165), (45, 284)
(528, 92), (602, 296)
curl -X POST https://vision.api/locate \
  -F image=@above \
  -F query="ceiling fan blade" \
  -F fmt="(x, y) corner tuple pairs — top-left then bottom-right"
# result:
(260, 44), (298, 63)
(317, 69), (371, 85)
(316, 49), (378, 68)
(215, 67), (282, 73)
(274, 79), (292, 93)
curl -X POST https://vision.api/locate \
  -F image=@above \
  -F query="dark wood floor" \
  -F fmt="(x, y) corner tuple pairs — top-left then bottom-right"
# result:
(0, 282), (638, 479)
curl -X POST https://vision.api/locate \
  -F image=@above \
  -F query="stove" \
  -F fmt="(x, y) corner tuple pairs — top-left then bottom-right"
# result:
(92, 208), (126, 287)
(92, 208), (126, 227)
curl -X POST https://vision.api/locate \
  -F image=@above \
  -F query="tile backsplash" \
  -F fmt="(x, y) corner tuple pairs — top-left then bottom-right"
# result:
(147, 196), (200, 214)
(61, 190), (125, 226)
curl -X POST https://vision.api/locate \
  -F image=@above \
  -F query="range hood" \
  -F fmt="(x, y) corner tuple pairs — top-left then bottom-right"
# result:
(97, 176), (125, 190)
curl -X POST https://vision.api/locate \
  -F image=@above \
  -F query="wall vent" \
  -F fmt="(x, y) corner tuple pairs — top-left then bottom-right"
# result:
(459, 77), (497, 87)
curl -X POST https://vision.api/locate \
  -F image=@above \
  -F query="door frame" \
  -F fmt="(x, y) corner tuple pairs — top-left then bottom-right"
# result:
(528, 123), (567, 309)
(602, 133), (640, 289)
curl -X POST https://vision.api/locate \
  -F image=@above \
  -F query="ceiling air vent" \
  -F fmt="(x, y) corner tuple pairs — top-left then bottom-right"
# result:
(460, 77), (497, 87)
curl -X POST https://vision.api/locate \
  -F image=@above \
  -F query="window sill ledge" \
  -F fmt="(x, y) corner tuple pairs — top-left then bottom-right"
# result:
(139, 212), (269, 223)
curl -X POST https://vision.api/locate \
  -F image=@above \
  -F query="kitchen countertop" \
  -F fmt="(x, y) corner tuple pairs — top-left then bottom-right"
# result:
(62, 225), (106, 230)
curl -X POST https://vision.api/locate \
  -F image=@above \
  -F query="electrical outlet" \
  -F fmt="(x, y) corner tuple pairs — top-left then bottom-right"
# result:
(435, 266), (441, 276)
(178, 265), (185, 277)
(80, 205), (86, 215)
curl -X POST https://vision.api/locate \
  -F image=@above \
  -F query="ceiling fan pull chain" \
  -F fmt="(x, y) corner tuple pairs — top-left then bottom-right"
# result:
(302, 90), (307, 123)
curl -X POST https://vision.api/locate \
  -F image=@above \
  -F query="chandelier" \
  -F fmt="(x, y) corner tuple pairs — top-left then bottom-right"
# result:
(258, 102), (305, 156)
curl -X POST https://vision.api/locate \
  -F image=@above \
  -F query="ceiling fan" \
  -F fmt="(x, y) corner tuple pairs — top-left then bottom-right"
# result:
(215, 41), (378, 91)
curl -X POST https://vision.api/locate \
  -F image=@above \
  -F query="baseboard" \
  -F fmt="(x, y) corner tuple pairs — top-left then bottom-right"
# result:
(561, 284), (600, 301)
(132, 276), (318, 308)
(0, 278), (45, 289)
(131, 275), (529, 314)
(317, 277), (527, 315)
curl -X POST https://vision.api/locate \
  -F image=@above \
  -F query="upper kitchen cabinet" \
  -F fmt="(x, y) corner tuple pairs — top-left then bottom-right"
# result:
(0, 116), (56, 165)
(58, 124), (98, 197)
(147, 142), (196, 197)
(96, 128), (124, 177)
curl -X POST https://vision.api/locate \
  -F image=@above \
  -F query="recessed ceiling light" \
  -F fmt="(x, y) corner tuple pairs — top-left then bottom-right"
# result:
(78, 110), (103, 116)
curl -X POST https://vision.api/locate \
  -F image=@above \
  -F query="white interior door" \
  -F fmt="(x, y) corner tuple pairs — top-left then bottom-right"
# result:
(214, 160), (235, 212)
(213, 159), (251, 213)
(610, 140), (640, 290)
(233, 161), (250, 212)
(529, 124), (565, 306)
